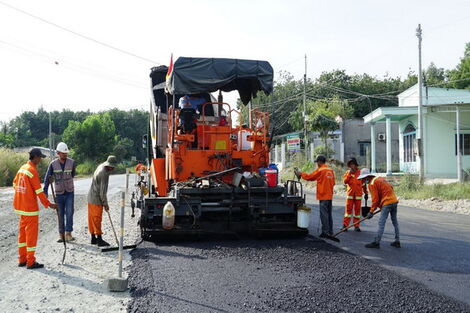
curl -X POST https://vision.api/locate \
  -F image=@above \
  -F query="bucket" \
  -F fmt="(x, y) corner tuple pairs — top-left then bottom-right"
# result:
(265, 169), (278, 187)
(297, 206), (311, 228)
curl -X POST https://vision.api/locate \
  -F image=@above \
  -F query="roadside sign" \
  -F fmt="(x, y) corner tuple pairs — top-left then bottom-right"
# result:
(287, 134), (301, 151)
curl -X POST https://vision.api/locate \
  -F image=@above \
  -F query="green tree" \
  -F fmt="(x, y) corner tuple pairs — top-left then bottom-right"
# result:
(113, 136), (134, 162)
(63, 113), (116, 162)
(424, 62), (446, 86)
(448, 42), (470, 89)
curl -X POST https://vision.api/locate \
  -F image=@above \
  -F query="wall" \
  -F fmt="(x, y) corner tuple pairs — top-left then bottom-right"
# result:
(399, 109), (470, 178)
(343, 119), (399, 169)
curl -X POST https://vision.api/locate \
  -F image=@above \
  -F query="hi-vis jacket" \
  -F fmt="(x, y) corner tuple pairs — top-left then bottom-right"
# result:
(367, 176), (398, 212)
(343, 169), (363, 200)
(13, 161), (51, 215)
(301, 164), (335, 200)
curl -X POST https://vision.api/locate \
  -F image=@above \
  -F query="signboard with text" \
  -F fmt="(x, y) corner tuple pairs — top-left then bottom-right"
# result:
(287, 134), (301, 151)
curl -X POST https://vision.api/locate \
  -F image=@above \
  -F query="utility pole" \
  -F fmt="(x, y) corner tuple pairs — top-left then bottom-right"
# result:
(303, 54), (307, 159)
(49, 111), (53, 162)
(416, 24), (425, 184)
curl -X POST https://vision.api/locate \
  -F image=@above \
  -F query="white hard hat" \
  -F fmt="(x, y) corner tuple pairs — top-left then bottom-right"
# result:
(56, 142), (69, 153)
(357, 168), (374, 180)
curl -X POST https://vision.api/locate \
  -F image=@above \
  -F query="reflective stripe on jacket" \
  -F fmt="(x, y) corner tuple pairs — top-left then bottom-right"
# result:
(343, 169), (363, 199)
(367, 177), (398, 212)
(301, 164), (335, 200)
(51, 158), (75, 194)
(13, 161), (51, 215)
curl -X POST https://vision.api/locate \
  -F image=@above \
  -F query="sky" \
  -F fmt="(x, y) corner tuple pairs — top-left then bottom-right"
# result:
(0, 0), (469, 122)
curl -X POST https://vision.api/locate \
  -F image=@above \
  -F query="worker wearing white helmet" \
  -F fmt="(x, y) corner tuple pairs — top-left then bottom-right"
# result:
(44, 142), (77, 242)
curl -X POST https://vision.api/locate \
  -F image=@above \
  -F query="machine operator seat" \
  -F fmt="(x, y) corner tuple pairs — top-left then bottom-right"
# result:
(179, 108), (198, 134)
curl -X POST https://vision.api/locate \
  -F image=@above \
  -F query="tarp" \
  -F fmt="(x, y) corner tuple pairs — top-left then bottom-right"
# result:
(166, 57), (274, 104)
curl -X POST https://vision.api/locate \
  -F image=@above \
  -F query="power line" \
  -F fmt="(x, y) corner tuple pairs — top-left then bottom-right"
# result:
(0, 1), (160, 65)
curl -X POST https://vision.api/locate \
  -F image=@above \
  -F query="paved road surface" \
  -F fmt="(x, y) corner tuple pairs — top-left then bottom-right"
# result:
(305, 190), (470, 306)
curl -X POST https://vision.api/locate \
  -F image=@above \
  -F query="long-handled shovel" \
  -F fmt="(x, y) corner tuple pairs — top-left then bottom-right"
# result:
(101, 209), (136, 252)
(48, 176), (66, 264)
(333, 208), (382, 238)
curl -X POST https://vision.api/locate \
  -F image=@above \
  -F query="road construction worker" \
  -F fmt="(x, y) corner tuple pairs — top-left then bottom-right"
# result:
(295, 155), (339, 242)
(357, 168), (400, 249)
(87, 155), (117, 247)
(342, 158), (363, 232)
(44, 142), (77, 242)
(13, 148), (58, 269)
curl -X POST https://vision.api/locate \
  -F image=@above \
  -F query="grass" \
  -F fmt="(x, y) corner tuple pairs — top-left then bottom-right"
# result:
(0, 148), (48, 187)
(395, 174), (470, 200)
(76, 159), (129, 176)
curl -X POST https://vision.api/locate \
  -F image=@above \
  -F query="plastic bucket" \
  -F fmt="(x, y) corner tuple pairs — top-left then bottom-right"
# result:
(265, 169), (278, 187)
(297, 206), (311, 228)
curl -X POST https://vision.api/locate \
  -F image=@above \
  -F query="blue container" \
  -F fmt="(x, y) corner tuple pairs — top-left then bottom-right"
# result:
(258, 167), (267, 176)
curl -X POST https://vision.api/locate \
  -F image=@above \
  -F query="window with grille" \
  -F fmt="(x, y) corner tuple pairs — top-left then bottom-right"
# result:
(403, 124), (416, 162)
(455, 134), (470, 155)
(358, 141), (370, 156)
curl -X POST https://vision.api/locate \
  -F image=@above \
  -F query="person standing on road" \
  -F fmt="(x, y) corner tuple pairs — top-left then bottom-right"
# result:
(342, 158), (363, 232)
(13, 148), (58, 269)
(87, 155), (117, 247)
(357, 168), (400, 249)
(295, 155), (339, 242)
(44, 142), (77, 242)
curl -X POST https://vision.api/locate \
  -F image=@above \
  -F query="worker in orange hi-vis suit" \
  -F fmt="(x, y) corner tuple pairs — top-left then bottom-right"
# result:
(294, 155), (339, 243)
(342, 158), (363, 232)
(357, 168), (400, 249)
(13, 148), (58, 269)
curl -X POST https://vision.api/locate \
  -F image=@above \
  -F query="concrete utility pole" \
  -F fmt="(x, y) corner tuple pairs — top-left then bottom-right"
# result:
(303, 54), (308, 159)
(416, 24), (425, 184)
(49, 111), (53, 162)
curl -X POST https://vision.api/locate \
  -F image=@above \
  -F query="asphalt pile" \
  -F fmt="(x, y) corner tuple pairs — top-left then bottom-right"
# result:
(127, 237), (470, 313)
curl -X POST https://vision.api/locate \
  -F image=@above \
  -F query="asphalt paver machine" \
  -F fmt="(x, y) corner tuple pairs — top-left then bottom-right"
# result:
(133, 57), (307, 239)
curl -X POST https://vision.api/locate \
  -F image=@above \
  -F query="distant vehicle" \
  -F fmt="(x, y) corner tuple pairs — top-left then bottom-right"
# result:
(132, 57), (307, 239)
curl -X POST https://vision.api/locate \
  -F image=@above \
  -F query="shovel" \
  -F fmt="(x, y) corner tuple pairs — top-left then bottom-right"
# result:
(333, 208), (382, 238)
(48, 176), (66, 264)
(101, 210), (136, 252)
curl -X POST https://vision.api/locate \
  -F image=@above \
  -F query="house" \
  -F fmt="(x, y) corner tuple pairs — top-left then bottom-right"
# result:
(271, 118), (400, 170)
(363, 84), (470, 180)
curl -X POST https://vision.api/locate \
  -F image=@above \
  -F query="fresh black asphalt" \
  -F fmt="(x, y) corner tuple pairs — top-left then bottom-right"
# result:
(127, 237), (469, 313)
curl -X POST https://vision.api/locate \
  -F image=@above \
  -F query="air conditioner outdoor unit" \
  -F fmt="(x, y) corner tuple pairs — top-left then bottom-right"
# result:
(377, 133), (386, 141)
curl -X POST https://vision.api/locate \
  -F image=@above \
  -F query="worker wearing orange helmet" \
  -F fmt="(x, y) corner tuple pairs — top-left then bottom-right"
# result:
(13, 148), (58, 269)
(357, 168), (400, 249)
(342, 158), (363, 232)
(295, 155), (339, 242)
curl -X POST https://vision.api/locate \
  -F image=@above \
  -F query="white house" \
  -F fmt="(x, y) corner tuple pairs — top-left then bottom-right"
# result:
(363, 84), (470, 180)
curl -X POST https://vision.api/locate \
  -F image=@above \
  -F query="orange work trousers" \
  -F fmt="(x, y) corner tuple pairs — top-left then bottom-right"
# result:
(88, 203), (104, 235)
(343, 198), (362, 227)
(18, 215), (39, 266)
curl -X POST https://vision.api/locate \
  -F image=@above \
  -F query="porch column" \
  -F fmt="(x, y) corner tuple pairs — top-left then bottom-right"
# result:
(456, 106), (463, 182)
(386, 116), (392, 175)
(274, 145), (279, 164)
(370, 122), (376, 173)
(281, 142), (286, 170)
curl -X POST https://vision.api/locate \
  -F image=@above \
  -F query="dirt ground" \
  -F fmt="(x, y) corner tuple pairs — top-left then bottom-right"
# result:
(0, 190), (139, 313)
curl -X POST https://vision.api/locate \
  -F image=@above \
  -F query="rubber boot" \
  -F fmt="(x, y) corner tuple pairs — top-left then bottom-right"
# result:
(96, 235), (110, 247)
(91, 234), (97, 245)
(27, 262), (44, 269)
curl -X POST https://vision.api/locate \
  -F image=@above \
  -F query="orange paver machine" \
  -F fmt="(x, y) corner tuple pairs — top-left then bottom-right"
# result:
(135, 57), (307, 239)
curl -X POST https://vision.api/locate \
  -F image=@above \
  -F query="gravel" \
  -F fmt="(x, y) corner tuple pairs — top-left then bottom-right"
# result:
(127, 237), (470, 313)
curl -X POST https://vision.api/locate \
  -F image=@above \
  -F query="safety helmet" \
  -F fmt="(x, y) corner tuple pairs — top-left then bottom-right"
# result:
(56, 142), (69, 153)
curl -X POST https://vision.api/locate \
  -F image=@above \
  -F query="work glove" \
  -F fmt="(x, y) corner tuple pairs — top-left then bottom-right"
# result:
(293, 167), (301, 180)
(366, 212), (374, 219)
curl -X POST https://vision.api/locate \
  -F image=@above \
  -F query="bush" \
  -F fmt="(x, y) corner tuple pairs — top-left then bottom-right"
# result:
(76, 159), (127, 176)
(75, 160), (98, 176)
(313, 144), (335, 159)
(0, 148), (49, 186)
